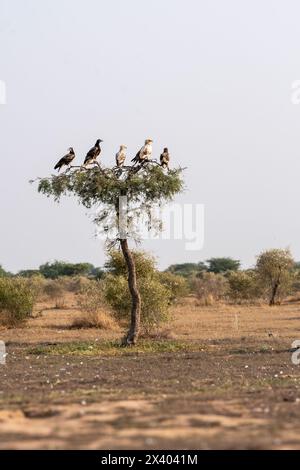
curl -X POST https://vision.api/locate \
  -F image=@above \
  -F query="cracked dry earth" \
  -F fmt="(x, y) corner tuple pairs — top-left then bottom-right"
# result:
(1, 345), (300, 449)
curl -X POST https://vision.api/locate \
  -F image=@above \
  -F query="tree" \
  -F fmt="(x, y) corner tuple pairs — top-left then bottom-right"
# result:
(206, 257), (240, 274)
(256, 249), (294, 306)
(39, 261), (94, 279)
(36, 161), (184, 344)
(166, 262), (206, 278)
(18, 269), (42, 278)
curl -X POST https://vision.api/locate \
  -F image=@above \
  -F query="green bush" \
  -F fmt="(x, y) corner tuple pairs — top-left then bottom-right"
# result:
(191, 272), (228, 304)
(103, 251), (171, 332)
(158, 271), (189, 303)
(227, 270), (261, 302)
(0, 277), (36, 326)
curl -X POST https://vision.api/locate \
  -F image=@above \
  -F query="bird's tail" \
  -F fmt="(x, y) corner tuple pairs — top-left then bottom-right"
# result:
(54, 163), (60, 171)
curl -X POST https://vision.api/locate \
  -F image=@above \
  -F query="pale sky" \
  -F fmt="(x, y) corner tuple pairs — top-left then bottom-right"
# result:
(1, 0), (300, 272)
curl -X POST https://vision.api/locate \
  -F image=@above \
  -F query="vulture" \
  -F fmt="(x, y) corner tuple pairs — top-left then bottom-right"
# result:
(131, 139), (153, 164)
(54, 147), (75, 172)
(84, 139), (103, 166)
(116, 145), (127, 167)
(160, 148), (170, 169)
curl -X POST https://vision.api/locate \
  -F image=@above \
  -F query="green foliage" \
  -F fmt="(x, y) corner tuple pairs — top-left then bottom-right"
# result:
(77, 280), (104, 314)
(158, 271), (189, 302)
(38, 165), (185, 209)
(256, 249), (294, 304)
(39, 261), (94, 279)
(18, 269), (43, 278)
(0, 277), (36, 326)
(105, 250), (156, 277)
(227, 270), (261, 302)
(206, 257), (240, 274)
(166, 262), (206, 278)
(103, 250), (171, 331)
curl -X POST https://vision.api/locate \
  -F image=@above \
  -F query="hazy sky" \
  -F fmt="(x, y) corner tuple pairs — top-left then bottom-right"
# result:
(1, 0), (300, 272)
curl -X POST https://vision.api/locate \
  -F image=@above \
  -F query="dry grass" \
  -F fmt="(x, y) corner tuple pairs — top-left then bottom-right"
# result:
(1, 292), (300, 346)
(71, 310), (119, 330)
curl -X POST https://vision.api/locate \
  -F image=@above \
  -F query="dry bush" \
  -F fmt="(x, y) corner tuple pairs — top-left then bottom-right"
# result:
(43, 279), (65, 308)
(71, 310), (118, 330)
(75, 280), (118, 329)
(58, 276), (90, 294)
(140, 328), (177, 340)
(191, 272), (228, 305)
(26, 275), (47, 302)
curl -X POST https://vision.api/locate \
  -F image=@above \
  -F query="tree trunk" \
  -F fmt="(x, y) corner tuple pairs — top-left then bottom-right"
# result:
(120, 239), (141, 345)
(269, 281), (279, 306)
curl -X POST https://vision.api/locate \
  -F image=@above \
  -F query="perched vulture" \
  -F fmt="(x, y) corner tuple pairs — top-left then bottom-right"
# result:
(84, 139), (103, 166)
(116, 145), (127, 167)
(131, 139), (153, 164)
(160, 148), (170, 169)
(54, 147), (75, 172)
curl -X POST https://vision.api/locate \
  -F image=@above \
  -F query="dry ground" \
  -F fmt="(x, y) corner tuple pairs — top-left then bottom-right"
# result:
(1, 294), (300, 449)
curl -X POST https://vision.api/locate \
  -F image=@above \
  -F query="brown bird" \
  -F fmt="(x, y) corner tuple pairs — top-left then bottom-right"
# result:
(116, 145), (127, 167)
(54, 147), (75, 172)
(160, 147), (170, 169)
(131, 139), (153, 164)
(84, 139), (103, 166)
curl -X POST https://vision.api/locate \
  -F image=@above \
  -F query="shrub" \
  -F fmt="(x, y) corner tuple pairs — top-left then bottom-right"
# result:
(26, 275), (47, 302)
(158, 272), (189, 303)
(191, 272), (228, 305)
(72, 310), (118, 330)
(43, 279), (65, 308)
(0, 277), (36, 326)
(103, 250), (172, 332)
(227, 270), (261, 302)
(75, 280), (118, 330)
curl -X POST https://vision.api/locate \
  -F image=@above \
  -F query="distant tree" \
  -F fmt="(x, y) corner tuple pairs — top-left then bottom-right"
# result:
(36, 160), (184, 344)
(166, 262), (206, 278)
(206, 257), (240, 274)
(18, 269), (42, 278)
(256, 249), (294, 306)
(39, 261), (94, 279)
(0, 265), (11, 278)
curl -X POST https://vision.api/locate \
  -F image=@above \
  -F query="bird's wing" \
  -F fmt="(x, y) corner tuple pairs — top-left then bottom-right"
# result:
(84, 147), (96, 163)
(131, 147), (142, 162)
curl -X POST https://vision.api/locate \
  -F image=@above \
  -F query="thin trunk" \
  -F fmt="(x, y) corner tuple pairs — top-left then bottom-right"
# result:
(269, 281), (279, 306)
(120, 239), (141, 345)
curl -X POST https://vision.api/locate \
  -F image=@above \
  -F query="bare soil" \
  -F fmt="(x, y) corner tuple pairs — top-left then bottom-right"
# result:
(1, 296), (300, 449)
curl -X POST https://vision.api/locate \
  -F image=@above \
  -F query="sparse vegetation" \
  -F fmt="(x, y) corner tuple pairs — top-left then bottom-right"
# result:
(191, 272), (229, 305)
(0, 277), (36, 326)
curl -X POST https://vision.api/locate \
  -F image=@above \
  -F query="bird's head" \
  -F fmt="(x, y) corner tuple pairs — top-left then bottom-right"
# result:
(96, 139), (103, 145)
(69, 147), (74, 153)
(145, 139), (153, 144)
(164, 147), (168, 152)
(120, 145), (127, 150)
